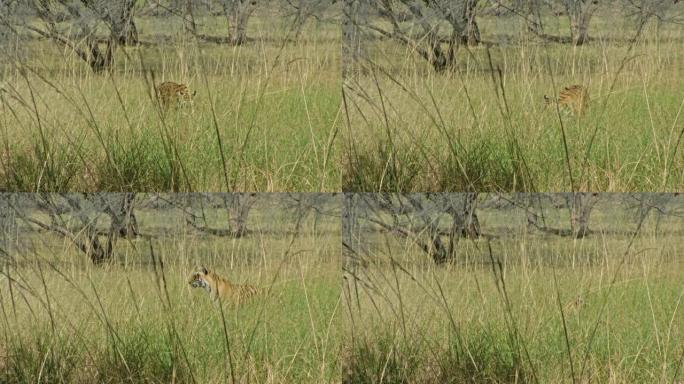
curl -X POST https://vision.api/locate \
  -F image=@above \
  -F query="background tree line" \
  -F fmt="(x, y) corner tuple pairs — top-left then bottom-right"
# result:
(343, 193), (683, 266)
(0, 193), (338, 265)
(0, 0), (338, 72)
(342, 0), (684, 72)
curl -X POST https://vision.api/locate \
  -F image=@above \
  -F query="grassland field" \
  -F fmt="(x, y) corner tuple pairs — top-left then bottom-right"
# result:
(344, 197), (684, 383)
(0, 196), (342, 383)
(343, 12), (684, 192)
(1, 9), (341, 192)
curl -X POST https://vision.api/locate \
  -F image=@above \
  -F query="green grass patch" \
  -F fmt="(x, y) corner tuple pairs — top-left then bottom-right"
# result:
(0, 12), (341, 192)
(343, 15), (684, 191)
(344, 197), (684, 382)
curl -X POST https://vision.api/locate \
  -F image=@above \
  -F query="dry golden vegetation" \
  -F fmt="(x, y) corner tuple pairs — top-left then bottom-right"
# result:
(343, 12), (684, 192)
(344, 194), (684, 382)
(0, 194), (341, 383)
(1, 9), (341, 192)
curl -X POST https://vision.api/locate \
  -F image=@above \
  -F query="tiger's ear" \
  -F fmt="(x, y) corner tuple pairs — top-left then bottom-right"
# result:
(201, 266), (208, 274)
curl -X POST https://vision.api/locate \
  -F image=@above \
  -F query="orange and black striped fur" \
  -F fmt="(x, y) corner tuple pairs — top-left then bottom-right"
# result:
(188, 266), (261, 304)
(544, 84), (589, 116)
(156, 81), (196, 110)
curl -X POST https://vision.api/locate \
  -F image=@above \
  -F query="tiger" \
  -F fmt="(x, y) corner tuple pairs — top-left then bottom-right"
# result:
(544, 84), (589, 116)
(156, 81), (196, 110)
(188, 266), (261, 304)
(563, 295), (584, 315)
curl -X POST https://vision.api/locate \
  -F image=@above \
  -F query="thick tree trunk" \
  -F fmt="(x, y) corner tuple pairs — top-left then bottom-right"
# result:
(184, 0), (197, 35)
(117, 1), (139, 45)
(230, 20), (245, 44)
(226, 193), (256, 237)
(98, 0), (139, 46)
(519, 0), (543, 35)
(570, 193), (599, 238)
(437, 193), (480, 264)
(223, 0), (255, 45)
(428, 36), (449, 72)
(86, 38), (113, 73)
(229, 11), (248, 45)
(25, 24), (114, 73)
(461, 0), (480, 46)
(0, 195), (13, 255)
(342, 0), (362, 77)
(118, 19), (138, 46)
(460, 193), (481, 239)
(569, 13), (590, 45)
(112, 193), (139, 238)
(112, 22), (138, 46)
(565, 1), (598, 46)
(85, 233), (114, 264)
(430, 234), (449, 264)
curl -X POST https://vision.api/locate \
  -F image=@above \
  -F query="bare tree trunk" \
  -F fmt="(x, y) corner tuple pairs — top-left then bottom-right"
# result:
(446, 213), (460, 263)
(342, 193), (355, 258)
(421, 194), (480, 265)
(109, 193), (139, 238)
(28, 2), (118, 70)
(223, 0), (256, 45)
(364, 0), (465, 72)
(10, 194), (121, 264)
(80, 194), (134, 263)
(569, 12), (589, 45)
(412, 3), (452, 71)
(226, 193), (256, 236)
(517, 0), (544, 35)
(390, 194), (480, 264)
(564, 0), (599, 45)
(410, 4), (451, 71)
(86, 37), (113, 73)
(342, 0), (362, 77)
(463, 193), (481, 238)
(0, 195), (13, 256)
(85, 230), (115, 264)
(115, 0), (139, 45)
(525, 194), (539, 228)
(461, 0), (480, 46)
(428, 32), (449, 71)
(447, 193), (480, 237)
(230, 9), (248, 45)
(570, 193), (599, 238)
(184, 0), (197, 35)
(183, 193), (255, 237)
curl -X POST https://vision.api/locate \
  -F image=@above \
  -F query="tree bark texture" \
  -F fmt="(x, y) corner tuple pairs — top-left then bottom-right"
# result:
(564, 0), (599, 45)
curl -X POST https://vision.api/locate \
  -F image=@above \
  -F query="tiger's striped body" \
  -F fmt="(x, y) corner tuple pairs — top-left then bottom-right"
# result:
(156, 81), (196, 110)
(544, 84), (589, 116)
(188, 267), (261, 304)
(564, 295), (584, 314)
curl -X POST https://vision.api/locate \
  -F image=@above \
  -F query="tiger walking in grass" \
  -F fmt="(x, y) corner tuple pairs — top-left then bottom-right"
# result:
(544, 84), (589, 116)
(188, 266), (261, 304)
(156, 81), (196, 111)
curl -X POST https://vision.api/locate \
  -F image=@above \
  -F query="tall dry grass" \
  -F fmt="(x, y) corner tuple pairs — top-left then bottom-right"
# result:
(344, 195), (684, 383)
(343, 12), (684, 192)
(0, 10), (341, 192)
(0, 195), (342, 383)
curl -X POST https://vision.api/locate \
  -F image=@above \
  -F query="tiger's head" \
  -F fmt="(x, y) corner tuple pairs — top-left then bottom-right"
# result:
(188, 266), (210, 289)
(177, 86), (197, 103)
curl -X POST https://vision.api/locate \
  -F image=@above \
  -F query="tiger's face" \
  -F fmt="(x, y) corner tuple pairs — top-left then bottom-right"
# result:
(175, 86), (195, 102)
(188, 267), (210, 289)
